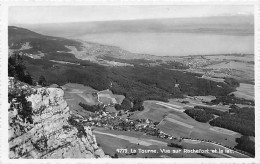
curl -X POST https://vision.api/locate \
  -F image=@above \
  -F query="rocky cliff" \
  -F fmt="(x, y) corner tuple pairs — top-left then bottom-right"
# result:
(8, 77), (108, 158)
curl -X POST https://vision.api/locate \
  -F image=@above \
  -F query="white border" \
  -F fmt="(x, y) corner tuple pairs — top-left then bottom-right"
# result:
(0, 0), (259, 164)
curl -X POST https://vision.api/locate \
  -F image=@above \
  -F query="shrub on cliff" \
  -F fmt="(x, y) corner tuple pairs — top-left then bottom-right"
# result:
(68, 117), (87, 138)
(9, 88), (33, 124)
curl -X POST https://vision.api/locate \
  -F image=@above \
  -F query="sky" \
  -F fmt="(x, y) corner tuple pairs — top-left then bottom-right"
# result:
(9, 5), (254, 25)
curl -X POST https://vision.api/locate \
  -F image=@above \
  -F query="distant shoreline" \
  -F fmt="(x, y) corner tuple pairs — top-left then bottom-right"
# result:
(72, 32), (253, 57)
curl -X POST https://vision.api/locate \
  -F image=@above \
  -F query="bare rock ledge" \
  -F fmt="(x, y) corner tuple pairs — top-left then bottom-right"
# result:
(8, 78), (109, 158)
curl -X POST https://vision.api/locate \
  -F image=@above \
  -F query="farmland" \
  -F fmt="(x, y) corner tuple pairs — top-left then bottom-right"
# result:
(131, 100), (240, 148)
(232, 83), (254, 100)
(88, 98), (252, 158)
(61, 85), (249, 158)
(97, 89), (125, 105)
(93, 128), (248, 158)
(62, 83), (98, 116)
(93, 128), (193, 158)
(62, 83), (124, 116)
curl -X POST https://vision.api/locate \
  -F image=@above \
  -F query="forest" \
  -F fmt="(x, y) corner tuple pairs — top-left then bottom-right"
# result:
(209, 105), (255, 136)
(8, 26), (237, 112)
(208, 94), (254, 106)
(235, 136), (255, 156)
(184, 108), (214, 123)
(20, 54), (237, 113)
(79, 102), (103, 113)
(184, 106), (227, 122)
(185, 104), (254, 136)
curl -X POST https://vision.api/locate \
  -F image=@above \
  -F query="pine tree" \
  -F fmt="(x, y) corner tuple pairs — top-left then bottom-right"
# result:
(38, 75), (47, 87)
(8, 54), (34, 85)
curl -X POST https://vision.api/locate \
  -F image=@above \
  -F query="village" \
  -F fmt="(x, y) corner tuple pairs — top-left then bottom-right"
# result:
(72, 107), (252, 157)
(80, 109), (179, 142)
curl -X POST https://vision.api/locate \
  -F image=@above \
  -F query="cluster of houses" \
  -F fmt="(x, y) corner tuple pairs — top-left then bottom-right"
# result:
(185, 57), (211, 69)
(81, 110), (179, 142)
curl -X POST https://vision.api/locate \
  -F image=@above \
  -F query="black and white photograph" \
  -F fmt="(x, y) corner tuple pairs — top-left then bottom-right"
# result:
(0, 0), (259, 163)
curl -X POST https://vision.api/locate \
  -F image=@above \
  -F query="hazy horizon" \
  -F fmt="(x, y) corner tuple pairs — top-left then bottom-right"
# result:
(8, 5), (254, 57)
(9, 5), (253, 25)
(10, 15), (254, 27)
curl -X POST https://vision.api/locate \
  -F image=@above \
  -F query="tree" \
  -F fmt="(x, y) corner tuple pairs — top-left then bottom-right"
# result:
(235, 136), (255, 156)
(8, 54), (34, 85)
(38, 75), (47, 86)
(115, 98), (132, 111)
(79, 102), (103, 112)
(114, 153), (118, 158)
(23, 72), (33, 85)
(132, 98), (144, 111)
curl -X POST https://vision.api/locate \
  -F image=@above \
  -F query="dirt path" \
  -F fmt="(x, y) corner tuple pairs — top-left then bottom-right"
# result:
(164, 117), (194, 129)
(156, 102), (185, 112)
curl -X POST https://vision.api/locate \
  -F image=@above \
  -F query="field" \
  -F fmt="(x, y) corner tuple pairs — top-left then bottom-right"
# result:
(180, 54), (254, 85)
(63, 83), (125, 116)
(93, 128), (248, 158)
(201, 76), (225, 83)
(169, 98), (230, 112)
(209, 127), (238, 136)
(131, 100), (240, 148)
(205, 55), (254, 84)
(62, 83), (99, 116)
(97, 89), (125, 105)
(193, 96), (216, 102)
(93, 128), (202, 158)
(232, 83), (254, 101)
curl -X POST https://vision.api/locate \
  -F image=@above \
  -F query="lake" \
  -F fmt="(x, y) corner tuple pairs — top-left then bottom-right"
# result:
(72, 32), (254, 56)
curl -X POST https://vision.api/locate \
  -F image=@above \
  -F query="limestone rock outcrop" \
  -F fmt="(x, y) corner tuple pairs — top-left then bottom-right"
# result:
(8, 78), (109, 158)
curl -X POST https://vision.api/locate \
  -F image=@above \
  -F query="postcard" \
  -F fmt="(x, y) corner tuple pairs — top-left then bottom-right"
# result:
(0, 0), (259, 163)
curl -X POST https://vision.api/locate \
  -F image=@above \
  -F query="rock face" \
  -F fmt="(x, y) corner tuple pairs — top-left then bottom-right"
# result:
(8, 78), (108, 158)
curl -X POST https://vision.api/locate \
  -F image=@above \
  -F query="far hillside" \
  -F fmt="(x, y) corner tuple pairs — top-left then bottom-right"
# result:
(9, 26), (82, 54)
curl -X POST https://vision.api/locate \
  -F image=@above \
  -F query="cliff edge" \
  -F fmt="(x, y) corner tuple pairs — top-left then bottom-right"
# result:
(8, 77), (109, 158)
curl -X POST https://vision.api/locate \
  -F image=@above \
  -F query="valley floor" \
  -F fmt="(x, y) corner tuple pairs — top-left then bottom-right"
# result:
(62, 83), (253, 158)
